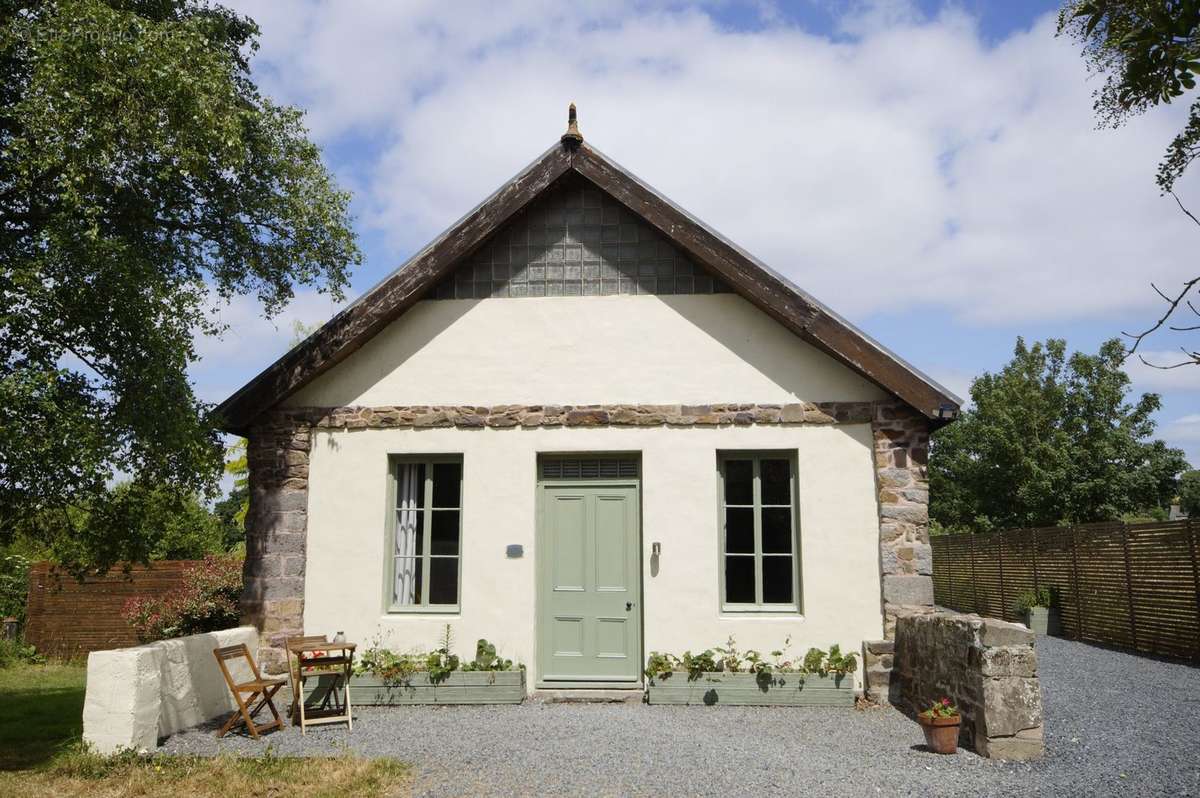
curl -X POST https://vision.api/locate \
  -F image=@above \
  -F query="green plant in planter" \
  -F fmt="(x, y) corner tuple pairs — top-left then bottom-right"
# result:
(644, 651), (683, 681)
(713, 635), (744, 672)
(798, 645), (858, 677)
(461, 638), (513, 672)
(920, 697), (959, 719)
(680, 649), (719, 681)
(355, 645), (421, 684)
(1014, 587), (1054, 614)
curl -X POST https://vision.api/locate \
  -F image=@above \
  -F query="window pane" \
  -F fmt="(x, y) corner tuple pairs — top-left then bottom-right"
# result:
(429, 557), (459, 604)
(432, 462), (462, 508)
(762, 556), (794, 604)
(395, 507), (424, 557)
(397, 462), (425, 509)
(393, 557), (422, 605)
(431, 510), (460, 556)
(725, 556), (755, 603)
(723, 459), (753, 505)
(724, 507), (754, 553)
(760, 459), (791, 505)
(762, 507), (793, 553)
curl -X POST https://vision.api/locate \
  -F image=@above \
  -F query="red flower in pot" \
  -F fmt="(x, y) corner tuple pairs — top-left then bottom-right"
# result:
(917, 697), (961, 754)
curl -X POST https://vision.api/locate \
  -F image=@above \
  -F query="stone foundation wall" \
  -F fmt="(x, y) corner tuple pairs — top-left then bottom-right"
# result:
(240, 398), (935, 673)
(894, 611), (1044, 760)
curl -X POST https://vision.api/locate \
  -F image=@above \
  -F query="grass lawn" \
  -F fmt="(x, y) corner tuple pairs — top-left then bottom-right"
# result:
(0, 662), (86, 770)
(0, 662), (409, 797)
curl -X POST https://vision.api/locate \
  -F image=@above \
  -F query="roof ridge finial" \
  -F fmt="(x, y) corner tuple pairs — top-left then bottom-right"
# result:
(561, 102), (583, 146)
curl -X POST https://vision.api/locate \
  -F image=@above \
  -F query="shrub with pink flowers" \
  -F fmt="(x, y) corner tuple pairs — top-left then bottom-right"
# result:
(122, 555), (243, 643)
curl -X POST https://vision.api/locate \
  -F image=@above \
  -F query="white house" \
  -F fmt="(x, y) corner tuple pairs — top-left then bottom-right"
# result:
(218, 109), (960, 691)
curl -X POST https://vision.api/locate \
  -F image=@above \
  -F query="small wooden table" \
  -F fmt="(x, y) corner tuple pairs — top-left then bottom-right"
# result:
(287, 639), (356, 734)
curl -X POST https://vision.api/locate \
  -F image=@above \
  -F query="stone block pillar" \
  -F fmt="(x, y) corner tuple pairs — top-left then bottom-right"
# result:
(240, 415), (311, 674)
(894, 612), (1044, 760)
(872, 401), (935, 638)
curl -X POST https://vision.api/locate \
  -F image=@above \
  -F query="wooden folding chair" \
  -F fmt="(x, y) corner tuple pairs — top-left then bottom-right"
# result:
(285, 634), (329, 720)
(213, 643), (287, 739)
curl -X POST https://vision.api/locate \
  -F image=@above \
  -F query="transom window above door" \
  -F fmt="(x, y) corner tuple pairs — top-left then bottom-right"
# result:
(718, 452), (800, 613)
(388, 456), (462, 612)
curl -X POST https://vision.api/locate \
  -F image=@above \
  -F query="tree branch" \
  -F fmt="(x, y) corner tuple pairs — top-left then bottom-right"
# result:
(1122, 192), (1200, 359)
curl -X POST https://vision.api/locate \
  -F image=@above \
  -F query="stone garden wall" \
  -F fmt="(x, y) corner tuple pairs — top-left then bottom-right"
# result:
(893, 611), (1044, 760)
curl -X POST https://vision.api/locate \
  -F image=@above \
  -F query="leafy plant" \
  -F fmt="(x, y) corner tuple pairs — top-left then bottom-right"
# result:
(355, 628), (517, 684)
(644, 651), (680, 681)
(0, 637), (44, 668)
(680, 650), (718, 682)
(1014, 587), (1054, 613)
(354, 646), (420, 684)
(121, 555), (242, 642)
(824, 644), (859, 675)
(646, 639), (856, 681)
(920, 697), (960, 720)
(0, 554), (31, 625)
(713, 635), (744, 672)
(461, 639), (513, 672)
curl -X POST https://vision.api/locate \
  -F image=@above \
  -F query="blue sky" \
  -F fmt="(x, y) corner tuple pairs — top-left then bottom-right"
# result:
(198, 0), (1200, 466)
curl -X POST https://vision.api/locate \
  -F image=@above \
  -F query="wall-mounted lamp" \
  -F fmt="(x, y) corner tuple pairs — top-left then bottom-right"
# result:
(935, 404), (959, 421)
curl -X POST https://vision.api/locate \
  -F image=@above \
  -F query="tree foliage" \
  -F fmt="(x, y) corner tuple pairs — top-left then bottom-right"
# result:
(930, 338), (1188, 532)
(1059, 1), (1200, 192)
(1180, 469), (1200, 515)
(0, 0), (359, 570)
(9, 481), (229, 565)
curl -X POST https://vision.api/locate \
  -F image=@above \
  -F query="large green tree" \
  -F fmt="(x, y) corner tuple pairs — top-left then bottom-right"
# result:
(1059, 1), (1200, 364)
(0, 0), (358, 570)
(930, 338), (1188, 532)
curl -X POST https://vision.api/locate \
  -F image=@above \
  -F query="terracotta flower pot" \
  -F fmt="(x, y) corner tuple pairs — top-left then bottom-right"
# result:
(918, 713), (961, 754)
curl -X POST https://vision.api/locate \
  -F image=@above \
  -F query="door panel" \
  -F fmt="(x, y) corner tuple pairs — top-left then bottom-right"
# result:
(539, 483), (640, 682)
(550, 495), (587, 591)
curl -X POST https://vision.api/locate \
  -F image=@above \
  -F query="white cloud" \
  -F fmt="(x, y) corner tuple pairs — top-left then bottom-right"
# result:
(190, 289), (347, 403)
(224, 0), (1198, 327)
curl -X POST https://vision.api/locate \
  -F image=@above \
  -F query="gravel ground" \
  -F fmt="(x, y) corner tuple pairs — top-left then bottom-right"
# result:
(162, 636), (1200, 797)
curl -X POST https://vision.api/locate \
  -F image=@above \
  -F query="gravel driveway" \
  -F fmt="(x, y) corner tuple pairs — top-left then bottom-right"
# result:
(162, 636), (1200, 797)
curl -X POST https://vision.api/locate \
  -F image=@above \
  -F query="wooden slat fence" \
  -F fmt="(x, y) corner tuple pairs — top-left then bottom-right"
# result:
(23, 560), (196, 658)
(932, 520), (1200, 661)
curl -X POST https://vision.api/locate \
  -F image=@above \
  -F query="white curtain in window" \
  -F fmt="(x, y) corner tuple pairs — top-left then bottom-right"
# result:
(394, 464), (421, 604)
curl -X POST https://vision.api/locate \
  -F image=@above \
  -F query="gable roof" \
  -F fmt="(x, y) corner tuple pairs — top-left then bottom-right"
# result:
(215, 130), (961, 435)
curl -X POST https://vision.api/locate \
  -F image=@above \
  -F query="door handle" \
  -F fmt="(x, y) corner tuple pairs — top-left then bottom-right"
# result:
(626, 601), (634, 611)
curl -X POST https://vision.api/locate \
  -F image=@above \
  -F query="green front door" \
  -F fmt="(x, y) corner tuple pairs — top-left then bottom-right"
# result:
(538, 482), (641, 683)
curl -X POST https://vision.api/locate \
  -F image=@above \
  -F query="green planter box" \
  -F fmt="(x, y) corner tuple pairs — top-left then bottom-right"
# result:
(645, 672), (856, 706)
(302, 670), (525, 705)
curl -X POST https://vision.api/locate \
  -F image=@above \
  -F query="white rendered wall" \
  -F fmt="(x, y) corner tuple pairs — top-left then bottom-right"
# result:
(283, 294), (888, 408)
(302, 424), (884, 688)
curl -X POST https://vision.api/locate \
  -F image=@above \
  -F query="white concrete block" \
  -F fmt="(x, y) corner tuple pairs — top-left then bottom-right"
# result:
(83, 645), (163, 754)
(82, 626), (260, 753)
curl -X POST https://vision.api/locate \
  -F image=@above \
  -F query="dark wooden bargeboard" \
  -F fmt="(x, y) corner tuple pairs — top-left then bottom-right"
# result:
(645, 672), (856, 706)
(932, 520), (1200, 662)
(22, 560), (196, 658)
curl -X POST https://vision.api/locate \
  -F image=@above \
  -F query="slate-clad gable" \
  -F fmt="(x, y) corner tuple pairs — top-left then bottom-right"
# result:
(432, 175), (731, 299)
